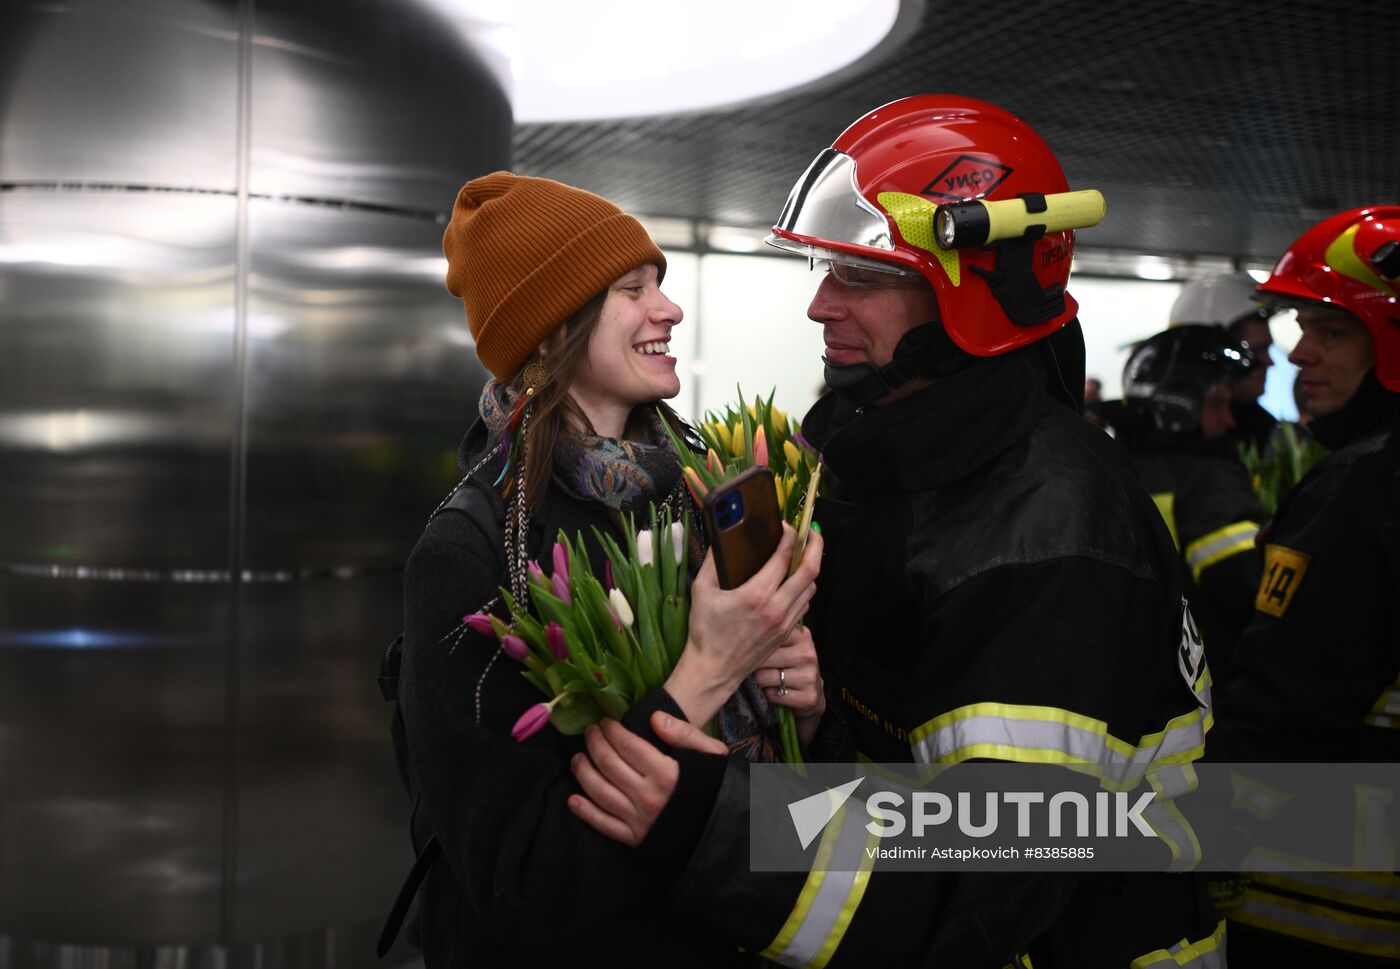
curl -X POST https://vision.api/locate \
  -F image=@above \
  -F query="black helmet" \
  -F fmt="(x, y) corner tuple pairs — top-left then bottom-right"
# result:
(1122, 325), (1254, 433)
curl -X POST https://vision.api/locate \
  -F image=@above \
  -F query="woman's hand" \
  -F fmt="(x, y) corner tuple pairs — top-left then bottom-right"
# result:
(755, 625), (826, 745)
(664, 524), (823, 726)
(568, 712), (726, 845)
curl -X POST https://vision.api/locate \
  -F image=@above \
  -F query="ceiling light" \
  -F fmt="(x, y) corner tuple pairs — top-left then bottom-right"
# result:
(423, 0), (907, 123)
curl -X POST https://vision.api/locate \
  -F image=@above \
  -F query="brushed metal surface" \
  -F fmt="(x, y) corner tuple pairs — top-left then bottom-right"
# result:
(0, 0), (509, 963)
(249, 0), (512, 211)
(0, 0), (240, 190)
(0, 575), (229, 942)
(243, 199), (486, 571)
(0, 191), (238, 570)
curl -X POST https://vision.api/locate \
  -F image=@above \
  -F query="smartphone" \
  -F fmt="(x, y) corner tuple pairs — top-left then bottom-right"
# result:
(702, 466), (783, 590)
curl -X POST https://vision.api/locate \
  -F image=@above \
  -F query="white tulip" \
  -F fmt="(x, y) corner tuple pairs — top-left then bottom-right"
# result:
(609, 588), (635, 628)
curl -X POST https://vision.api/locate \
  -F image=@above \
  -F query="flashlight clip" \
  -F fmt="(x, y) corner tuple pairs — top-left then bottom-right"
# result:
(969, 225), (1066, 329)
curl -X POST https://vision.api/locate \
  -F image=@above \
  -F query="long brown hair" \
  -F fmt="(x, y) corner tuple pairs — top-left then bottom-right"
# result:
(493, 287), (692, 512)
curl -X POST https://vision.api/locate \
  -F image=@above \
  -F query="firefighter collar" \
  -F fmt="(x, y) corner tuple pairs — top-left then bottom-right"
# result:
(823, 322), (972, 406)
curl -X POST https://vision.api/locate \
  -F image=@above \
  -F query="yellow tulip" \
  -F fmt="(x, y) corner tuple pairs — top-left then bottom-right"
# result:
(775, 476), (787, 508)
(729, 420), (745, 458)
(782, 440), (801, 471)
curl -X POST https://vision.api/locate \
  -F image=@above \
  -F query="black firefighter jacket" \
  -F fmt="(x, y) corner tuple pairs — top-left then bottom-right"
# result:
(1126, 436), (1266, 676)
(1213, 374), (1400, 965)
(657, 347), (1222, 969)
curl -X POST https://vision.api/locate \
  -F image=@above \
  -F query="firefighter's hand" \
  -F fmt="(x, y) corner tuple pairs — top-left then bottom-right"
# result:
(567, 714), (725, 846)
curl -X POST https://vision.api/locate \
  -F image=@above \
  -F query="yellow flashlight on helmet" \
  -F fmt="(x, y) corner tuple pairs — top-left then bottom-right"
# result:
(933, 189), (1107, 250)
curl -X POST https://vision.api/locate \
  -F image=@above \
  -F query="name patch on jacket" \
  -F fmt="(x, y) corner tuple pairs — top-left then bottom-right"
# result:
(1255, 544), (1311, 617)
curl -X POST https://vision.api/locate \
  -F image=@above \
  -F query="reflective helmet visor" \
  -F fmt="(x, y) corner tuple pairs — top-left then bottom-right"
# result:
(770, 148), (897, 254)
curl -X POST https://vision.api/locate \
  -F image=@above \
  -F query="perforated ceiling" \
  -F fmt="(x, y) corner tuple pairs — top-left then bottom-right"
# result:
(513, 0), (1398, 265)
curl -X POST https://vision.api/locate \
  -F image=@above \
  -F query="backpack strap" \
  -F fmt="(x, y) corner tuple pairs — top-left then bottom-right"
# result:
(377, 480), (506, 957)
(377, 482), (505, 704)
(376, 834), (441, 957)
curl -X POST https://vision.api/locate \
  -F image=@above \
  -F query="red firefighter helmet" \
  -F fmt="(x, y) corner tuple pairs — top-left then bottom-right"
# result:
(1257, 206), (1400, 391)
(766, 95), (1084, 356)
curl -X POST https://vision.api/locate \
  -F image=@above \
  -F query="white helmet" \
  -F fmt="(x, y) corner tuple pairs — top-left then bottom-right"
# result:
(1169, 272), (1270, 330)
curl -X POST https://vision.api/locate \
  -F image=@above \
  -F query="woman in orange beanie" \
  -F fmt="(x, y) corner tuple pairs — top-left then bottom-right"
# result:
(392, 172), (825, 967)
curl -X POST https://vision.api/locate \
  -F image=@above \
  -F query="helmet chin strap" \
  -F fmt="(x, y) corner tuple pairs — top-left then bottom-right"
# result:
(823, 322), (973, 406)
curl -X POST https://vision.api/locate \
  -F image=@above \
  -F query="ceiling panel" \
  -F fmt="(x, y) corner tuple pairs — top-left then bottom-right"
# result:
(513, 0), (1399, 263)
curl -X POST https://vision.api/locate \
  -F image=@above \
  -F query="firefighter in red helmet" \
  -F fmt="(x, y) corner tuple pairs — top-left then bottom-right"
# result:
(567, 96), (1222, 968)
(1214, 207), (1400, 966)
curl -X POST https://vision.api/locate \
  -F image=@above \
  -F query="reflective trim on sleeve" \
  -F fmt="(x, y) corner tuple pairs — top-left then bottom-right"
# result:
(1184, 520), (1259, 584)
(1365, 677), (1400, 729)
(1229, 771), (1292, 821)
(1231, 885), (1400, 957)
(1143, 763), (1203, 871)
(1251, 871), (1400, 915)
(761, 801), (878, 968)
(1129, 918), (1226, 969)
(908, 669), (1213, 792)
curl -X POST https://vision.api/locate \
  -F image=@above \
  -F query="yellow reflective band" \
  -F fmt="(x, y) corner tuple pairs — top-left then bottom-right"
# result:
(1252, 871), (1400, 915)
(760, 834), (832, 959)
(1151, 491), (1180, 550)
(1229, 771), (1292, 821)
(1129, 918), (1226, 969)
(1326, 224), (1399, 299)
(1354, 783), (1396, 870)
(876, 192), (961, 286)
(1365, 677), (1400, 729)
(908, 674), (1213, 792)
(1232, 887), (1400, 957)
(761, 802), (876, 968)
(1184, 520), (1259, 584)
(1144, 764), (1203, 870)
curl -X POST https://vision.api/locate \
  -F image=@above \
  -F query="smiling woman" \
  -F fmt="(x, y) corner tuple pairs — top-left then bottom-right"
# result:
(388, 171), (825, 967)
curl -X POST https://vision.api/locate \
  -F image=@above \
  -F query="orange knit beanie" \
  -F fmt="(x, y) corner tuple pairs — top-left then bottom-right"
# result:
(442, 172), (667, 380)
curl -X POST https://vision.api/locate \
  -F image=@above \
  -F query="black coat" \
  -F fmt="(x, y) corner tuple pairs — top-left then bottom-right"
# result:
(1125, 437), (1266, 675)
(397, 420), (739, 969)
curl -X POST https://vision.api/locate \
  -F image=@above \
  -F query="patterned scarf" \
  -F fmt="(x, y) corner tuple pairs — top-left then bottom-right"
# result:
(478, 380), (783, 761)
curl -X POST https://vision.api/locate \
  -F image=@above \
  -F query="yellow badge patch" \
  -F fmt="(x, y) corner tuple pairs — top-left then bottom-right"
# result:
(1255, 544), (1311, 617)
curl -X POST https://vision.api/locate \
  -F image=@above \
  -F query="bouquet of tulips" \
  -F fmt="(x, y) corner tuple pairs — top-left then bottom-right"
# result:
(465, 506), (691, 743)
(1238, 423), (1326, 516)
(670, 390), (825, 526)
(661, 389), (828, 764)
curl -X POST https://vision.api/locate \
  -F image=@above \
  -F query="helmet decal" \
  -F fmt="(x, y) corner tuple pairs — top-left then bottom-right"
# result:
(921, 155), (1014, 201)
(876, 192), (962, 286)
(1324, 224), (1398, 300)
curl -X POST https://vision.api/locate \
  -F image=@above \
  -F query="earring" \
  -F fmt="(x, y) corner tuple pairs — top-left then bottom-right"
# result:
(520, 355), (547, 397)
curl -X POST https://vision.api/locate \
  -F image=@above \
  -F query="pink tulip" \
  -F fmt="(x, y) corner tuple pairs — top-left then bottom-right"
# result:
(528, 560), (546, 584)
(552, 542), (570, 584)
(463, 613), (497, 637)
(546, 622), (568, 660)
(511, 702), (552, 742)
(754, 425), (769, 466)
(604, 560), (615, 591)
(550, 572), (572, 603)
(501, 634), (529, 662)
